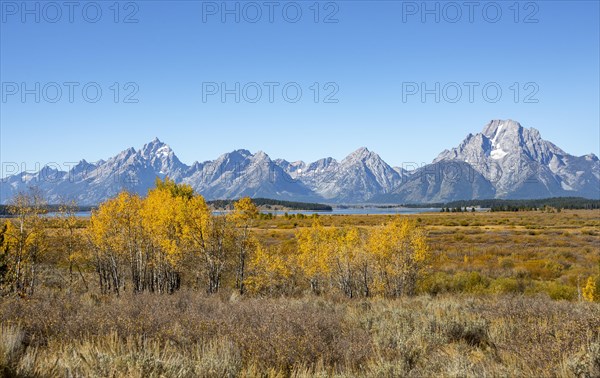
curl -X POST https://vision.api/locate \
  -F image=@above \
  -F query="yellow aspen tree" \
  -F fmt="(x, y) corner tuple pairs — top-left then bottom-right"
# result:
(582, 276), (598, 302)
(87, 192), (143, 295)
(178, 192), (231, 294)
(203, 215), (233, 294)
(230, 197), (259, 295)
(3, 190), (48, 296)
(354, 231), (374, 298)
(367, 217), (429, 297)
(58, 199), (87, 290)
(179, 195), (211, 255)
(367, 222), (394, 296)
(331, 227), (363, 298)
(245, 243), (291, 295)
(296, 219), (334, 294)
(0, 223), (8, 290)
(141, 186), (186, 293)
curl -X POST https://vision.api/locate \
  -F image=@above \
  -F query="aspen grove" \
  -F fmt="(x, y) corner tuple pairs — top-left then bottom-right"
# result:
(84, 178), (431, 297)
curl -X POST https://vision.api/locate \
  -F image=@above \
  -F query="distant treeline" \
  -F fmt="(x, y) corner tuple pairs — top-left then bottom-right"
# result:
(0, 204), (95, 216)
(384, 197), (600, 211)
(1, 198), (333, 215)
(208, 198), (333, 211)
(2, 197), (597, 215)
(436, 197), (600, 211)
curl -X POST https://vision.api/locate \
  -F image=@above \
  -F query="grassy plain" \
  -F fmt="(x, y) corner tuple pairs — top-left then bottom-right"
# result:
(1, 210), (599, 377)
(254, 210), (599, 299)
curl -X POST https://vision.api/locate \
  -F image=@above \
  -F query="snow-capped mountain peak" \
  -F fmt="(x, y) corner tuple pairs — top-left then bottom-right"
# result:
(434, 119), (599, 199)
(344, 147), (372, 162)
(1, 123), (598, 205)
(140, 138), (174, 159)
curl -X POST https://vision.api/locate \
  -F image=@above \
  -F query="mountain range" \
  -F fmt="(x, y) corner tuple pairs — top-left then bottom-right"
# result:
(1, 120), (598, 205)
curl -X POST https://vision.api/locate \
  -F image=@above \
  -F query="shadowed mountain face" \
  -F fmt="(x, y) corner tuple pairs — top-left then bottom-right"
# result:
(277, 147), (403, 202)
(2, 120), (598, 204)
(434, 120), (600, 200)
(375, 161), (496, 204)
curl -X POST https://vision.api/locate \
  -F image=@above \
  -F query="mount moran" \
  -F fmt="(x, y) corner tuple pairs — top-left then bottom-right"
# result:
(2, 120), (598, 205)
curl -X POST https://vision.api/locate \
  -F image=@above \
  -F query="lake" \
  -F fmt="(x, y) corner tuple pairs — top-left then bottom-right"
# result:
(49, 207), (440, 218)
(242, 207), (439, 216)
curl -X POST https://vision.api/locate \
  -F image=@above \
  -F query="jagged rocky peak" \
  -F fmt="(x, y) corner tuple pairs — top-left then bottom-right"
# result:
(1, 120), (598, 205)
(432, 119), (600, 200)
(253, 150), (270, 161)
(112, 147), (136, 163)
(73, 159), (94, 169)
(480, 120), (523, 160)
(480, 119), (559, 160)
(140, 137), (173, 159)
(482, 119), (522, 138)
(218, 149), (252, 162)
(289, 161), (307, 171)
(345, 147), (373, 161)
(233, 149), (252, 157)
(307, 157), (337, 171)
(437, 119), (547, 163)
(70, 159), (96, 175)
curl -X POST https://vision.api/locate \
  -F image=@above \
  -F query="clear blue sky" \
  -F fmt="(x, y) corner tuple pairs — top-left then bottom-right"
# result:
(1, 0), (599, 174)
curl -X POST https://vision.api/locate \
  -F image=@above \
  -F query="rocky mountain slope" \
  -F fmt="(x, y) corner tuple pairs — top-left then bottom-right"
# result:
(1, 120), (598, 204)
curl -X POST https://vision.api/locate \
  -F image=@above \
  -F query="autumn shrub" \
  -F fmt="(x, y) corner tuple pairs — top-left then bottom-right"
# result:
(0, 323), (26, 377)
(537, 281), (577, 301)
(451, 271), (489, 293)
(1, 291), (599, 376)
(419, 271), (490, 295)
(419, 272), (455, 295)
(489, 277), (523, 294)
(565, 340), (600, 378)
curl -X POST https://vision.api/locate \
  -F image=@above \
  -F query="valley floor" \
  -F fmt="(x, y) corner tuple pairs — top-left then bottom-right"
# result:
(1, 210), (599, 377)
(1, 293), (599, 377)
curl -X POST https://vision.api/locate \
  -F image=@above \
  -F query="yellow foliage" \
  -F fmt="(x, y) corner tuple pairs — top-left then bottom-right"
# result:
(1, 190), (48, 295)
(86, 181), (214, 294)
(141, 187), (186, 265)
(246, 244), (291, 295)
(292, 216), (430, 297)
(295, 219), (335, 292)
(88, 191), (143, 257)
(582, 276), (598, 302)
(231, 197), (259, 225)
(367, 217), (430, 297)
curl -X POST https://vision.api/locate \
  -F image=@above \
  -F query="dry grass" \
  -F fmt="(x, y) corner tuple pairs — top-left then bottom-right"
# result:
(0, 291), (599, 377)
(2, 210), (599, 376)
(249, 210), (600, 298)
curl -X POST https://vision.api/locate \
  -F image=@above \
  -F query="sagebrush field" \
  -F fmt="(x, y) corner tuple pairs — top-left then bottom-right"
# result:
(0, 185), (599, 377)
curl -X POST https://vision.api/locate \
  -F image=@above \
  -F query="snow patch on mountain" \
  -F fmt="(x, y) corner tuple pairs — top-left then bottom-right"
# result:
(489, 123), (508, 160)
(434, 119), (600, 199)
(1, 120), (598, 204)
(156, 146), (171, 158)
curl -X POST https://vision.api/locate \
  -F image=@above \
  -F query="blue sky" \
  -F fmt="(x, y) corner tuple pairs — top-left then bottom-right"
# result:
(1, 0), (599, 174)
